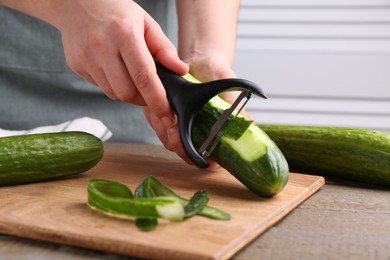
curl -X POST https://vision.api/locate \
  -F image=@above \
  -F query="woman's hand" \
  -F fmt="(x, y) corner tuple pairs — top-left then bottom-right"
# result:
(2, 0), (192, 166)
(57, 0), (188, 129)
(184, 55), (242, 105)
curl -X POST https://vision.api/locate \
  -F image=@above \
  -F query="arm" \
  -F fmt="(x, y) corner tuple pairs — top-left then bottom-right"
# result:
(144, 1), (242, 167)
(176, 0), (241, 81)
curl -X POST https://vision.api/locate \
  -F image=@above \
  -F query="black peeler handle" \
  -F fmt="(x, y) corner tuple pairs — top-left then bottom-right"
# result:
(155, 60), (266, 168)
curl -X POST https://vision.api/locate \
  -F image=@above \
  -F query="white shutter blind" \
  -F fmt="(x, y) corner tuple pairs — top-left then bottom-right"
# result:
(237, 0), (390, 52)
(234, 0), (390, 132)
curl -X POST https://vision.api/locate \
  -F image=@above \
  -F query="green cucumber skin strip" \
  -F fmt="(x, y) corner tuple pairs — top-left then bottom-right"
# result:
(184, 190), (209, 217)
(88, 179), (184, 220)
(135, 218), (158, 231)
(135, 176), (231, 220)
(88, 188), (181, 219)
(135, 176), (164, 199)
(192, 101), (289, 197)
(260, 125), (390, 187)
(133, 177), (159, 230)
(90, 178), (134, 199)
(0, 132), (103, 186)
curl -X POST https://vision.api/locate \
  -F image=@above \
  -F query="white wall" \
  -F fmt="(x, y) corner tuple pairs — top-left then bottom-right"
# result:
(233, 0), (390, 132)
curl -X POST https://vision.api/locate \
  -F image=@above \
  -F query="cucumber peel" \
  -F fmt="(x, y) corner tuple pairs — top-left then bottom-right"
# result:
(184, 190), (209, 218)
(87, 177), (231, 231)
(88, 179), (185, 221)
(135, 218), (158, 231)
(135, 176), (231, 220)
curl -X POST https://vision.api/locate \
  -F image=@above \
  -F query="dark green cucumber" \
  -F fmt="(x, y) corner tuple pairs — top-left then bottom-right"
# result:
(260, 125), (390, 187)
(183, 74), (289, 197)
(0, 131), (104, 186)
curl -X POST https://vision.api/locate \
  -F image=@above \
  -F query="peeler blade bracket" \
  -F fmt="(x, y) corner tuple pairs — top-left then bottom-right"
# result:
(198, 91), (252, 157)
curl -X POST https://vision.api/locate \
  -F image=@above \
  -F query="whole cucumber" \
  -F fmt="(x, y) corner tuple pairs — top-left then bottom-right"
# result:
(0, 131), (104, 186)
(260, 125), (390, 187)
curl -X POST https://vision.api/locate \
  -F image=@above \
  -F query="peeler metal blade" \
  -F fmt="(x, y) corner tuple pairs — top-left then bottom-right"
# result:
(198, 91), (252, 157)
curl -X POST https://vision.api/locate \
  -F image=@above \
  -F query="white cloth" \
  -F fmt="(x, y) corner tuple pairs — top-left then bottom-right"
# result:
(0, 117), (112, 141)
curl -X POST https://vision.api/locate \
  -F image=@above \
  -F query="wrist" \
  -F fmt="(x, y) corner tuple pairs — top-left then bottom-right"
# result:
(180, 47), (234, 68)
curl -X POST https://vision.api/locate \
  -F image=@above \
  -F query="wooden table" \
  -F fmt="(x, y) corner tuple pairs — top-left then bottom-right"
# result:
(0, 143), (388, 260)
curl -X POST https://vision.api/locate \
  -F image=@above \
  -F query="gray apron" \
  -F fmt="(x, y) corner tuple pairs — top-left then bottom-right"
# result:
(0, 0), (177, 143)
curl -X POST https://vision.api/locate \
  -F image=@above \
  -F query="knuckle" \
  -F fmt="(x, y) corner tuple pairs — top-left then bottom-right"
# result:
(163, 142), (173, 152)
(81, 33), (108, 60)
(66, 36), (105, 71)
(149, 102), (165, 117)
(106, 93), (118, 101)
(116, 90), (135, 102)
(111, 18), (133, 37)
(64, 49), (85, 71)
(132, 69), (152, 88)
(143, 93), (171, 118)
(98, 85), (117, 100)
(115, 89), (145, 105)
(65, 57), (78, 71)
(154, 43), (176, 58)
(87, 32), (105, 50)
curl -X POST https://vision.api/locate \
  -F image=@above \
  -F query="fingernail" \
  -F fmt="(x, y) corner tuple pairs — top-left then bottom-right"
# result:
(161, 116), (173, 128)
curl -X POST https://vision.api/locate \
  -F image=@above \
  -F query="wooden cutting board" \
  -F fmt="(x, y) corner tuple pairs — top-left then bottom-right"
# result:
(0, 143), (324, 260)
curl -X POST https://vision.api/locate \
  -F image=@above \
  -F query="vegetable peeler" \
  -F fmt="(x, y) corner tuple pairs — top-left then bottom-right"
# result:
(155, 60), (267, 168)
